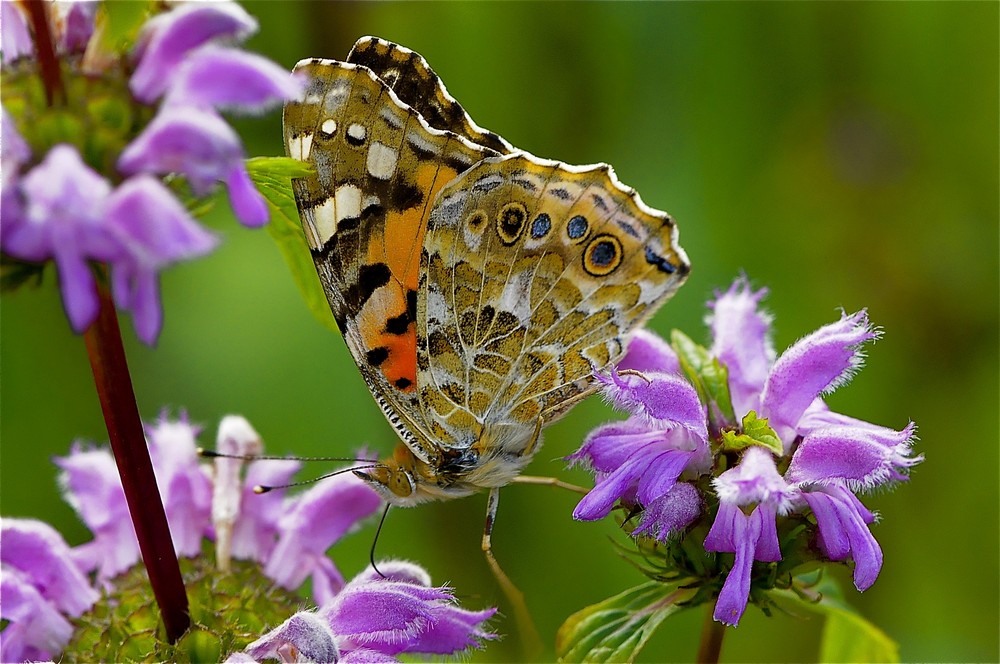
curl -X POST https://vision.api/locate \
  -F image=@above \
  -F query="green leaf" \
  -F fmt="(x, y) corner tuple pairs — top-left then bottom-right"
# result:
(556, 580), (697, 663)
(721, 410), (783, 455)
(100, 1), (156, 53)
(245, 157), (337, 332)
(670, 330), (737, 431)
(774, 576), (900, 664)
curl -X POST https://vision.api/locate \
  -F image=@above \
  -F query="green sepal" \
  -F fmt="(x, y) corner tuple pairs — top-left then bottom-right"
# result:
(556, 580), (697, 663)
(670, 329), (737, 432)
(773, 575), (900, 664)
(245, 157), (337, 332)
(721, 410), (783, 455)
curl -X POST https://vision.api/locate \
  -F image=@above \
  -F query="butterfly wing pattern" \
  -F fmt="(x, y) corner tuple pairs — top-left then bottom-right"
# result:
(283, 36), (690, 505)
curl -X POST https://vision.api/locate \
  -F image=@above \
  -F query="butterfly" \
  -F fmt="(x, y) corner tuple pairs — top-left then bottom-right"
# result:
(282, 35), (689, 624)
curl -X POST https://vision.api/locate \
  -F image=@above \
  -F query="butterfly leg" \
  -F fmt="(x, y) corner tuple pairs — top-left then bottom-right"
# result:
(511, 474), (589, 494)
(482, 487), (543, 658)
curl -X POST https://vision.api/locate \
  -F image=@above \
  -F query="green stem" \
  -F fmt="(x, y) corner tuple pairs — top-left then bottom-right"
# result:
(83, 283), (190, 643)
(696, 606), (726, 664)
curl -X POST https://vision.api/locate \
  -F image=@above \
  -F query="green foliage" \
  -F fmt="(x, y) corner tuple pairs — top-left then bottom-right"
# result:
(66, 556), (305, 663)
(670, 329), (736, 434)
(721, 411), (783, 455)
(99, 1), (156, 54)
(775, 576), (900, 664)
(246, 156), (337, 332)
(556, 581), (698, 663)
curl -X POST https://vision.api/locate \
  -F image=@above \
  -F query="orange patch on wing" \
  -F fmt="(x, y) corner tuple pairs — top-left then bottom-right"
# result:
(356, 273), (417, 392)
(382, 162), (460, 289)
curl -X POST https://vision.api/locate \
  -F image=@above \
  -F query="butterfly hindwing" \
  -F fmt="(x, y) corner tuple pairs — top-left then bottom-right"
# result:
(417, 154), (690, 454)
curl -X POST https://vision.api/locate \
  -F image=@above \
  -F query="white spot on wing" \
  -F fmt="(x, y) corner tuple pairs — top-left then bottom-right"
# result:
(289, 133), (313, 161)
(305, 197), (336, 249)
(320, 119), (337, 136)
(366, 142), (399, 180)
(348, 123), (367, 142)
(334, 184), (362, 222)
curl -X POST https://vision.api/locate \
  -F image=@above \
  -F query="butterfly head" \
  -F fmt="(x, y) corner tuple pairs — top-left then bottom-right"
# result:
(354, 444), (478, 506)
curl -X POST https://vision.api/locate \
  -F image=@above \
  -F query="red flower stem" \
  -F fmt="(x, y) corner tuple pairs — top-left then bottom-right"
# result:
(83, 283), (190, 643)
(696, 606), (726, 664)
(21, 0), (65, 106)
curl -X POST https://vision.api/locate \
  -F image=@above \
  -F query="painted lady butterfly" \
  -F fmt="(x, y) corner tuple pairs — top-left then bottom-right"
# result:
(282, 35), (689, 606)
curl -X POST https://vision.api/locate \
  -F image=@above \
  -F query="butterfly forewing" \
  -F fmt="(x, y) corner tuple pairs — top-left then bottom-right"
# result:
(347, 36), (515, 155)
(283, 57), (500, 461)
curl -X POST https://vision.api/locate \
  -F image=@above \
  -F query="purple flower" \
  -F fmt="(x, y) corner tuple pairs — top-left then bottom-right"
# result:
(123, 1), (303, 227)
(568, 354), (711, 534)
(164, 44), (303, 114)
(211, 416), (301, 567)
(118, 105), (269, 226)
(231, 560), (497, 664)
(570, 275), (921, 626)
(4, 412), (387, 660)
(0, 518), (100, 661)
(3, 0), (303, 345)
(130, 2), (258, 103)
(104, 176), (218, 344)
(0, 143), (215, 343)
(265, 468), (383, 605)
(0, 1), (33, 64)
(2, 145), (117, 331)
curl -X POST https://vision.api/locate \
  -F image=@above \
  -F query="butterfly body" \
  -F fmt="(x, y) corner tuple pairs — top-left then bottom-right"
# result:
(283, 37), (689, 507)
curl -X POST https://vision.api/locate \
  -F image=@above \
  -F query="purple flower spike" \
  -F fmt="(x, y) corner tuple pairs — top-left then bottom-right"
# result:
(569, 276), (921, 627)
(265, 472), (382, 604)
(105, 175), (218, 344)
(0, 518), (99, 616)
(243, 611), (340, 664)
(130, 1), (258, 103)
(167, 45), (305, 114)
(3, 145), (118, 332)
(761, 310), (879, 445)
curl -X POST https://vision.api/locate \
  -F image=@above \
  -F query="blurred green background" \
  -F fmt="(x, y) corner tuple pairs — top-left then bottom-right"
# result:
(2, 2), (997, 662)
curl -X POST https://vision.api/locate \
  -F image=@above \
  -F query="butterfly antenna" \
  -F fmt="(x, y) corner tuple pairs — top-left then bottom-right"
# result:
(254, 464), (382, 494)
(369, 503), (391, 579)
(197, 448), (375, 464)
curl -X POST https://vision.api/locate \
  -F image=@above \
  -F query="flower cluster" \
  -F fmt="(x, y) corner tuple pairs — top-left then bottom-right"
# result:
(570, 276), (921, 626)
(0, 413), (495, 662)
(0, 1), (302, 343)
